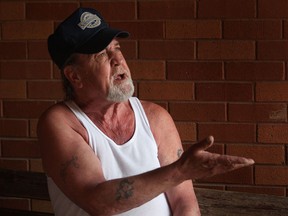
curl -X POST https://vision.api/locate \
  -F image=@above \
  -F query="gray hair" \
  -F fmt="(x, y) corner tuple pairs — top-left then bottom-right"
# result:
(60, 54), (79, 100)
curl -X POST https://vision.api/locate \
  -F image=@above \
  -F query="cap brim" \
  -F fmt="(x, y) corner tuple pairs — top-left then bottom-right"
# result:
(75, 28), (129, 54)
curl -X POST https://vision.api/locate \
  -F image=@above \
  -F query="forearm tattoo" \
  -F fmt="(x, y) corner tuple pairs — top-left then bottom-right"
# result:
(115, 179), (134, 201)
(177, 148), (183, 158)
(60, 155), (80, 183)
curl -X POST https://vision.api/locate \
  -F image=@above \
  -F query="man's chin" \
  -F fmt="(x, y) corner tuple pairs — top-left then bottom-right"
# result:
(106, 90), (134, 103)
(107, 81), (135, 102)
(107, 95), (132, 103)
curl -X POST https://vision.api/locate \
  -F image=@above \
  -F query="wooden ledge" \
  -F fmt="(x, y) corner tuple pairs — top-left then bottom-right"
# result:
(195, 188), (288, 215)
(1, 169), (288, 215)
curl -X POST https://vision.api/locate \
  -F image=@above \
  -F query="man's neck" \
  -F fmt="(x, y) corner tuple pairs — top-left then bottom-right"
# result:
(73, 96), (131, 120)
(72, 97), (135, 145)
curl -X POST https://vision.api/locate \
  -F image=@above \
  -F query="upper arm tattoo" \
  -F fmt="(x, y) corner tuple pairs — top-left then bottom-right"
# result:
(60, 155), (80, 183)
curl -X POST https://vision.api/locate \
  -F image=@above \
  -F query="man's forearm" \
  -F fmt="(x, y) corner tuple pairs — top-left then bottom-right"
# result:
(77, 162), (183, 215)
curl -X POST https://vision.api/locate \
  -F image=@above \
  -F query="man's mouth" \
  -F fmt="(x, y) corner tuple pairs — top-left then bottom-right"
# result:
(114, 73), (126, 81)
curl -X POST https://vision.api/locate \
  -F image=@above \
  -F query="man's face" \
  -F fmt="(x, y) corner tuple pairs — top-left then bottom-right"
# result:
(73, 39), (134, 102)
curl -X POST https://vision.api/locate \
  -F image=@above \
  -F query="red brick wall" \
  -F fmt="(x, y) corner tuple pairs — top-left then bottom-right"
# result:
(1, 0), (288, 212)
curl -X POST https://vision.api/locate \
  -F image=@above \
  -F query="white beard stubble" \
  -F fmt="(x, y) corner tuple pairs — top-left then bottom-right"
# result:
(106, 72), (135, 103)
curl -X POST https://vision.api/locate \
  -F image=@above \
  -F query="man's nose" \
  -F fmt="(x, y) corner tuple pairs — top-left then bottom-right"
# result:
(110, 51), (123, 66)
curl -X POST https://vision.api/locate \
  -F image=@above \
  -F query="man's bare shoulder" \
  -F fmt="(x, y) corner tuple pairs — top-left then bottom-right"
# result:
(139, 100), (173, 129)
(37, 102), (85, 137)
(140, 100), (168, 119)
(38, 102), (71, 125)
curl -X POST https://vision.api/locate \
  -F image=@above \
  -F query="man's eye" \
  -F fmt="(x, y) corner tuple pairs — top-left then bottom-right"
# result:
(96, 52), (107, 59)
(99, 52), (107, 57)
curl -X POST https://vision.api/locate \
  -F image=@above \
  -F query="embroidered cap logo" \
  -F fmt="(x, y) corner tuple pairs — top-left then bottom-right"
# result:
(78, 12), (101, 30)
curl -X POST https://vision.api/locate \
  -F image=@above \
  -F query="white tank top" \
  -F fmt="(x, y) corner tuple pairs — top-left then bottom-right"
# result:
(47, 97), (171, 216)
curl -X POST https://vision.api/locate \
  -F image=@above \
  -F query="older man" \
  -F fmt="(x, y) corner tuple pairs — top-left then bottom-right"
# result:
(37, 7), (254, 216)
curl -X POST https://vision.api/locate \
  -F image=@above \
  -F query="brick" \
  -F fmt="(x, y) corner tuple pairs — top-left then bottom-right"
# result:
(175, 122), (196, 142)
(28, 41), (50, 60)
(138, 82), (194, 101)
(0, 42), (26, 59)
(128, 60), (165, 80)
(0, 80), (26, 99)
(225, 62), (285, 81)
(27, 81), (64, 99)
(0, 2), (25, 20)
(0, 61), (51, 79)
(2, 140), (40, 158)
(110, 21), (164, 39)
(3, 101), (54, 118)
(0, 100), (2, 117)
(26, 3), (78, 20)
(284, 21), (288, 39)
(138, 1), (195, 19)
(0, 119), (28, 137)
(255, 166), (288, 185)
(119, 40), (137, 60)
(82, 1), (136, 20)
(183, 143), (224, 155)
(258, 124), (288, 144)
(29, 119), (38, 138)
(139, 41), (195, 60)
(226, 144), (285, 164)
(258, 0), (288, 18)
(256, 82), (288, 102)
(228, 103), (287, 122)
(2, 21), (54, 40)
(0, 159), (28, 171)
(166, 20), (221, 39)
(287, 147), (288, 165)
(0, 198), (29, 211)
(198, 0), (256, 18)
(198, 123), (256, 143)
(227, 186), (286, 196)
(198, 41), (255, 60)
(197, 167), (254, 184)
(258, 41), (288, 60)
(167, 62), (223, 81)
(196, 83), (253, 101)
(207, 143), (225, 154)
(223, 20), (282, 39)
(287, 63), (288, 81)
(30, 159), (44, 172)
(170, 103), (226, 121)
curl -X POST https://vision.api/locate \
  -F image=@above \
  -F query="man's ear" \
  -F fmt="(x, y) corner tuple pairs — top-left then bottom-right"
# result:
(63, 66), (83, 89)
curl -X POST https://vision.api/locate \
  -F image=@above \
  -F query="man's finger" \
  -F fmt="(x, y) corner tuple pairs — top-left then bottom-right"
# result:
(217, 155), (255, 173)
(191, 135), (214, 152)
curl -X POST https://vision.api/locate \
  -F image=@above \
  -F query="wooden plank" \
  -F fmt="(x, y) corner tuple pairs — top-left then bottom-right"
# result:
(0, 208), (53, 216)
(195, 188), (288, 216)
(0, 169), (49, 200)
(1, 169), (288, 215)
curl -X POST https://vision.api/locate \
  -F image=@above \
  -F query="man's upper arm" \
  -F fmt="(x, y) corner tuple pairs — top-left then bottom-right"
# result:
(142, 101), (200, 215)
(37, 104), (105, 207)
(141, 101), (182, 165)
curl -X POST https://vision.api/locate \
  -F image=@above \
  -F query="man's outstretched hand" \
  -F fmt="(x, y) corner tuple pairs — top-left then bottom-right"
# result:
(178, 136), (255, 180)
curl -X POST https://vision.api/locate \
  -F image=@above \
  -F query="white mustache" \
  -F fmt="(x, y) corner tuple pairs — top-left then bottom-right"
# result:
(112, 68), (130, 79)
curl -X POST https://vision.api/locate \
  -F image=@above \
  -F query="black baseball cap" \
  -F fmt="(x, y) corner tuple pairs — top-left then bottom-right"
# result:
(48, 7), (129, 69)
